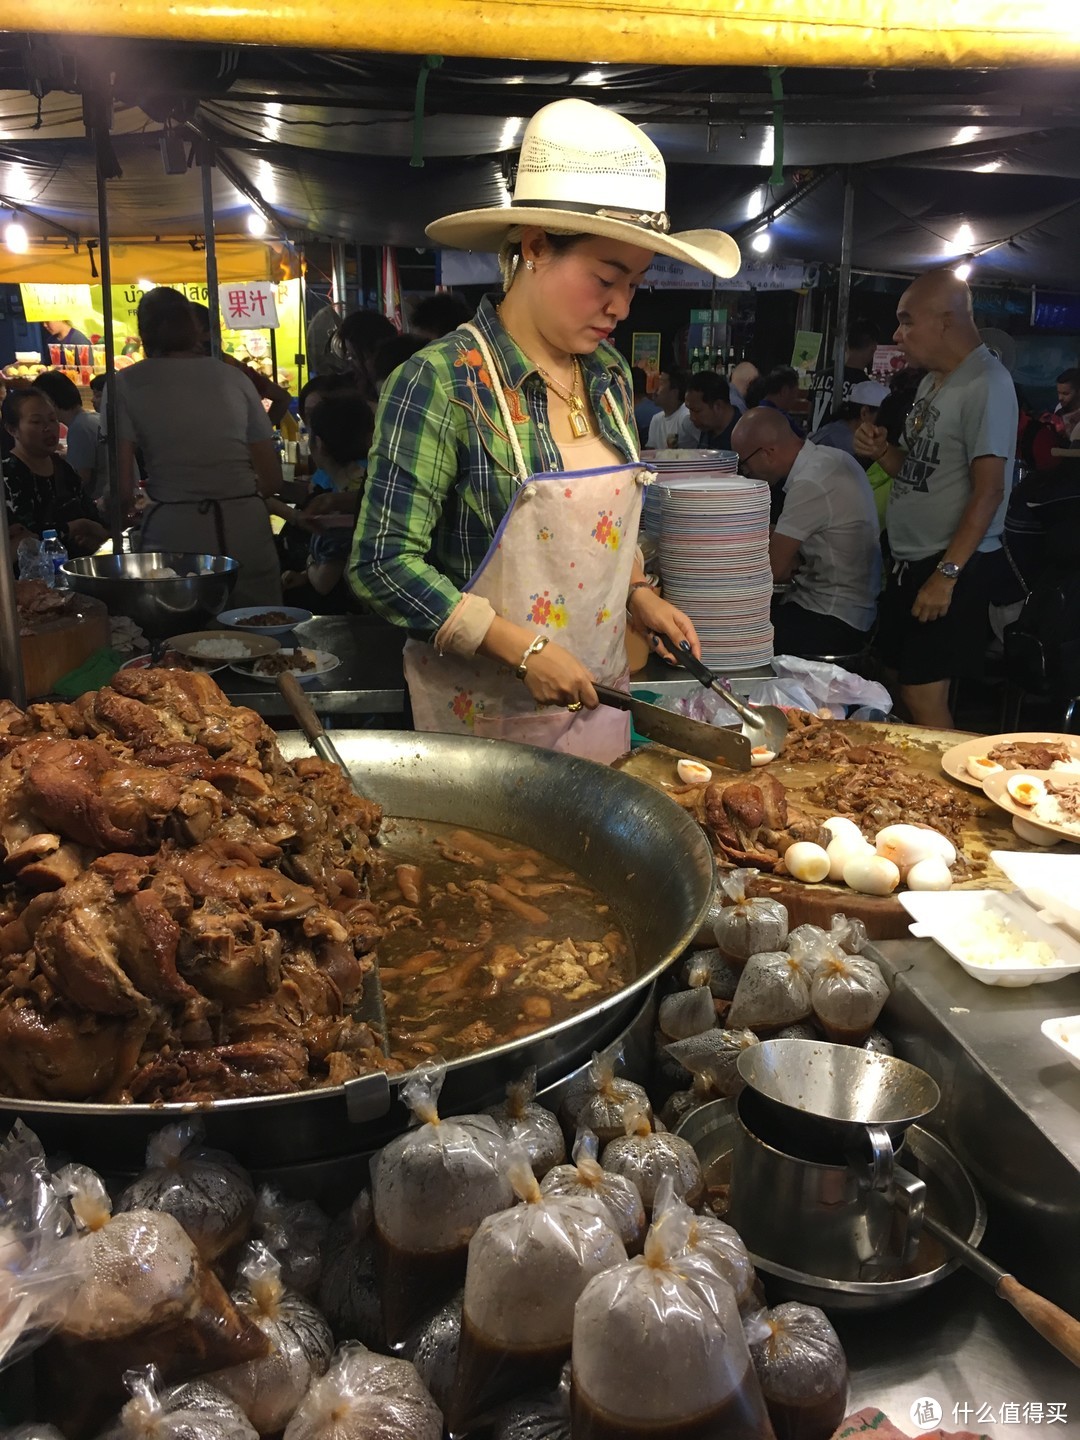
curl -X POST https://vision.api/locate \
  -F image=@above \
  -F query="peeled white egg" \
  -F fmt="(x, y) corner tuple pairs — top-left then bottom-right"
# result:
(823, 816), (865, 845)
(1012, 814), (1060, 847)
(966, 754), (1003, 781)
(785, 841), (830, 884)
(826, 835), (873, 882)
(905, 855), (953, 891)
(750, 748), (777, 767)
(875, 824), (954, 876)
(1006, 773), (1046, 808)
(677, 759), (712, 786)
(843, 853), (901, 896)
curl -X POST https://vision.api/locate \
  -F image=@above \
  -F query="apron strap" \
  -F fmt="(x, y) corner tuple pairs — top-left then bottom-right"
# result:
(462, 322), (530, 486)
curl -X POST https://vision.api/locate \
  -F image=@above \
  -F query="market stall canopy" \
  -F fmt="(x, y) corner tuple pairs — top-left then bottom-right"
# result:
(3, 40), (1080, 284)
(5, 0), (1078, 69)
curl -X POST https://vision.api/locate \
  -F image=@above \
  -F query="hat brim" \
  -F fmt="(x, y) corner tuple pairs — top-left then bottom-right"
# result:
(425, 208), (741, 280)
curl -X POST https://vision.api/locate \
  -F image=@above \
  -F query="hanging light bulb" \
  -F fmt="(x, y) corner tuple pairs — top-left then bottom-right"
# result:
(4, 217), (29, 254)
(247, 209), (268, 237)
(751, 228), (772, 255)
(954, 261), (973, 281)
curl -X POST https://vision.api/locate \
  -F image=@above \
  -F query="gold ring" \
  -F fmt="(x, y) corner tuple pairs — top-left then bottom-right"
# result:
(567, 700), (583, 713)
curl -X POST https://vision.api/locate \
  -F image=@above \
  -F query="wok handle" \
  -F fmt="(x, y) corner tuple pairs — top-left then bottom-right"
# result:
(997, 1275), (1080, 1368)
(277, 672), (348, 772)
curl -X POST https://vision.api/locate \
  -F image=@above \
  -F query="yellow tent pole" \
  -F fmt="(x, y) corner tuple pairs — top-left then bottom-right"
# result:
(13, 0), (1074, 68)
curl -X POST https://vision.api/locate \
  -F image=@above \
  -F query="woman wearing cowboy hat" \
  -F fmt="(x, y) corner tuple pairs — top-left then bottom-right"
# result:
(350, 99), (740, 761)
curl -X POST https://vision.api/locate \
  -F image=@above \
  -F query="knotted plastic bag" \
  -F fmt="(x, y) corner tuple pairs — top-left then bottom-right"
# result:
(684, 947), (743, 1002)
(371, 1063), (512, 1344)
(97, 1366), (257, 1440)
(538, 1131), (645, 1255)
(492, 1367), (571, 1440)
(46, 1166), (267, 1438)
(657, 957), (716, 1042)
(206, 1244), (334, 1436)
(447, 1152), (625, 1431)
(713, 870), (789, 966)
(117, 1121), (255, 1263)
(0, 1121), (82, 1371)
(252, 1188), (330, 1299)
(682, 1212), (757, 1315)
(727, 950), (814, 1033)
(570, 1184), (773, 1436)
(664, 1026), (759, 1098)
(807, 917), (888, 1044)
(317, 1195), (382, 1351)
(747, 1302), (849, 1440)
(559, 1051), (652, 1146)
(399, 1291), (461, 1417)
(485, 1070), (566, 1179)
(601, 1106), (704, 1213)
(282, 1344), (441, 1440)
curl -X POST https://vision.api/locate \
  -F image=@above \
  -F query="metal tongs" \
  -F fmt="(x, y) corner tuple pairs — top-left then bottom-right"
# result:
(674, 640), (789, 755)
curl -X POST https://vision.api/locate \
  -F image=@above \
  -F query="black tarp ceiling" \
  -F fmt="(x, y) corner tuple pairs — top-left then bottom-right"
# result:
(2, 38), (1080, 286)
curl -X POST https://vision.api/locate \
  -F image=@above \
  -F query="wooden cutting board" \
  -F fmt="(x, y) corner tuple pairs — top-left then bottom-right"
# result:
(20, 594), (109, 699)
(613, 721), (1079, 940)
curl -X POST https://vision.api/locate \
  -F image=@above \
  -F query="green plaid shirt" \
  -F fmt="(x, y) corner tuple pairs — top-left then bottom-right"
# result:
(349, 295), (636, 637)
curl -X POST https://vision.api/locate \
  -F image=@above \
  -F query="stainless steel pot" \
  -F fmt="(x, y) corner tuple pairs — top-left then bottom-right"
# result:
(0, 731), (713, 1173)
(61, 553), (238, 639)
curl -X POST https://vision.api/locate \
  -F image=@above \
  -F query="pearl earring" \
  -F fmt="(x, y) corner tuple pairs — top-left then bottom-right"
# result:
(525, 259), (535, 271)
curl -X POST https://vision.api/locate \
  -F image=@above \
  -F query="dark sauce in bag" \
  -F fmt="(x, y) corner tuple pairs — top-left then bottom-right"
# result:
(447, 1155), (624, 1433)
(747, 1303), (848, 1440)
(539, 1131), (646, 1256)
(371, 1064), (513, 1346)
(485, 1068), (566, 1180)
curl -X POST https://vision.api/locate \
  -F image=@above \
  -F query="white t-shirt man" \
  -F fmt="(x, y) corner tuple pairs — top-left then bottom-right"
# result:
(888, 344), (1017, 561)
(774, 442), (882, 633)
(646, 403), (699, 451)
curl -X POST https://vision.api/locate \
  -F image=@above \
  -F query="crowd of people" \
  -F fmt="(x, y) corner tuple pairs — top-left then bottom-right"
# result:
(1, 85), (1075, 740)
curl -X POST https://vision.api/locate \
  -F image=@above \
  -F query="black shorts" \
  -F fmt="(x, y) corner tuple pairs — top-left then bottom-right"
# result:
(772, 601), (871, 660)
(875, 550), (993, 687)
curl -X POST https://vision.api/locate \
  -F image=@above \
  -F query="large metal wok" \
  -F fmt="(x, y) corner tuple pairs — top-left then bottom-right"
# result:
(0, 731), (714, 1173)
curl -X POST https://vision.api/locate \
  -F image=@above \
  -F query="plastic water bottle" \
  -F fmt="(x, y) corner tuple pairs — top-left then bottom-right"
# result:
(39, 530), (68, 588)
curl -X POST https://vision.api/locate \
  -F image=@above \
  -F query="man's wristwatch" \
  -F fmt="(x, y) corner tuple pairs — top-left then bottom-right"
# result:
(936, 560), (962, 581)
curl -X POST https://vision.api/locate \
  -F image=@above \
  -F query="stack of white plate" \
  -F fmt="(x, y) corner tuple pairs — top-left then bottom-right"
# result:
(649, 458), (773, 671)
(641, 450), (739, 536)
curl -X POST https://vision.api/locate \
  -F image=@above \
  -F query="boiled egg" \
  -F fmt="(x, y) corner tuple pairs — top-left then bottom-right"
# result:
(843, 853), (901, 896)
(826, 834), (874, 882)
(966, 755), (1003, 782)
(750, 747), (777, 767)
(1012, 814), (1059, 847)
(906, 855), (954, 891)
(875, 824), (954, 876)
(677, 759), (712, 786)
(823, 816), (865, 845)
(785, 841), (830, 884)
(1006, 773), (1046, 808)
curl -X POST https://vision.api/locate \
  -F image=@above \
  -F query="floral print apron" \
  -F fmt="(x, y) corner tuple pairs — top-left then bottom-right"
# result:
(404, 325), (650, 764)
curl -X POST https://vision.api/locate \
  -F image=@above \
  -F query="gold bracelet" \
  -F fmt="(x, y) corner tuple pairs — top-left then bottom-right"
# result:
(515, 634), (550, 679)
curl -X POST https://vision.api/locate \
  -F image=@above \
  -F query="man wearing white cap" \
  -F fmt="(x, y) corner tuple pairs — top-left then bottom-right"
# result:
(809, 379), (890, 460)
(351, 99), (740, 761)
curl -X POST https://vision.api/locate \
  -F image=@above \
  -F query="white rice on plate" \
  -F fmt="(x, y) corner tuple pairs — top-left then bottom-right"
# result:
(189, 637), (252, 660)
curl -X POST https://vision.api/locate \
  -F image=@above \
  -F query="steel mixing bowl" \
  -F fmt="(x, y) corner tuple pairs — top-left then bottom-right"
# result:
(61, 552), (239, 639)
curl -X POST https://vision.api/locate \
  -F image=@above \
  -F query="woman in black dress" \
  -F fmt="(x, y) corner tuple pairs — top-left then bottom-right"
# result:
(2, 388), (108, 555)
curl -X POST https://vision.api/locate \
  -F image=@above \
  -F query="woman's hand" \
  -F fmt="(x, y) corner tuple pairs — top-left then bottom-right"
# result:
(627, 585), (701, 662)
(67, 518), (110, 553)
(520, 641), (599, 710)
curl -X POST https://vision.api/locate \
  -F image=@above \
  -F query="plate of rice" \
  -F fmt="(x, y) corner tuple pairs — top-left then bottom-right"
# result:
(169, 629), (281, 664)
(231, 648), (340, 683)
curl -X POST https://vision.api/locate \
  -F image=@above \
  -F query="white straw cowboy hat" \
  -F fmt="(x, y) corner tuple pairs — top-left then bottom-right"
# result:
(426, 98), (741, 280)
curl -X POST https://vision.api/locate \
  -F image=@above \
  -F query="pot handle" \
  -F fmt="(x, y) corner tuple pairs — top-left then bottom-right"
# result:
(862, 1124), (896, 1191)
(889, 1162), (927, 1268)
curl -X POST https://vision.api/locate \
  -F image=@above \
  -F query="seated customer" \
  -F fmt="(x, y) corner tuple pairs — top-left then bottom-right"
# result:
(33, 369), (106, 503)
(746, 366), (805, 436)
(2, 388), (108, 555)
(734, 407), (881, 658)
(809, 379), (890, 459)
(646, 368), (698, 450)
(685, 371), (739, 450)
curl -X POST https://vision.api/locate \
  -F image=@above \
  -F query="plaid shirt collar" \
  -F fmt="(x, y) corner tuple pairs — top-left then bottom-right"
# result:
(469, 294), (621, 409)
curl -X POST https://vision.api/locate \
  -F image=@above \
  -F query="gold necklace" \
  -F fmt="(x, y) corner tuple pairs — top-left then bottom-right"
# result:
(538, 359), (591, 438)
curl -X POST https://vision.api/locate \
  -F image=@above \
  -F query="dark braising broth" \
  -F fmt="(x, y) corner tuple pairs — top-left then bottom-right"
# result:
(371, 820), (633, 1067)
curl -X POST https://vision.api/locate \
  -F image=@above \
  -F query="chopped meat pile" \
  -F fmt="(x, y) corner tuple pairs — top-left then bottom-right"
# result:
(16, 578), (73, 630)
(253, 649), (317, 676)
(987, 740), (1072, 770)
(0, 669), (395, 1104)
(234, 611), (293, 627)
(670, 771), (828, 871)
(806, 752), (975, 849)
(1047, 778), (1080, 822)
(781, 710), (903, 766)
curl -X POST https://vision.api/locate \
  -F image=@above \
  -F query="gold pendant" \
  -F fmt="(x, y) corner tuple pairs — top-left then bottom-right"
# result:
(569, 405), (589, 439)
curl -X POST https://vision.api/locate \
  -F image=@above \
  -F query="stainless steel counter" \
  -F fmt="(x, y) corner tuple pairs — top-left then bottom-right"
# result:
(219, 614), (407, 718)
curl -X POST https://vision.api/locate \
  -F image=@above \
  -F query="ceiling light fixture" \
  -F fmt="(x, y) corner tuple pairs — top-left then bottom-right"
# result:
(954, 261), (973, 281)
(4, 216), (28, 254)
(247, 210), (268, 237)
(751, 228), (772, 255)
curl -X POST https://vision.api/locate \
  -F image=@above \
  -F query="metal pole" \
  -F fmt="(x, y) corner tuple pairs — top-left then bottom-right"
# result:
(96, 159), (123, 556)
(200, 152), (221, 358)
(331, 242), (347, 313)
(831, 169), (856, 421)
(0, 490), (26, 706)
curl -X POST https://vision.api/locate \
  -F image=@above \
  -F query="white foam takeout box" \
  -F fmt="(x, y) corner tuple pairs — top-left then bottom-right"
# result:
(898, 886), (1080, 987)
